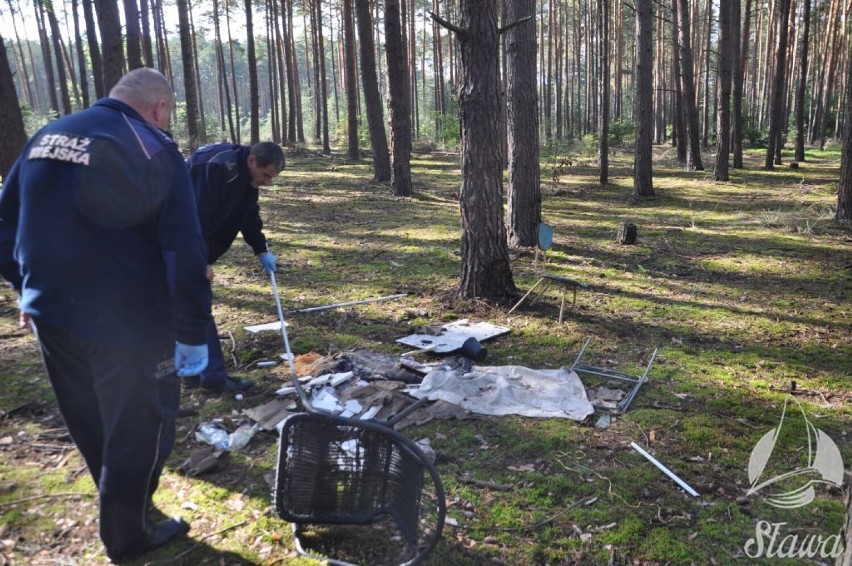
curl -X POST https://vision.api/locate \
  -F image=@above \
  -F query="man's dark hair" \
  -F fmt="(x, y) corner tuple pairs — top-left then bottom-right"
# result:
(250, 142), (285, 170)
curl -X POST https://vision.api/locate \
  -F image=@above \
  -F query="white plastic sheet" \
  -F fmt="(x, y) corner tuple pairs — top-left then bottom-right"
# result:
(395, 319), (510, 353)
(409, 365), (594, 421)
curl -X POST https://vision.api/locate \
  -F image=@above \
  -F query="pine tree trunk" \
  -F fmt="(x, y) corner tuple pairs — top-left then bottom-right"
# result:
(177, 0), (201, 150)
(35, 1), (59, 115)
(671, 0), (686, 163)
(332, 16), (342, 126)
(794, 0), (811, 162)
(212, 0), (229, 139)
(6, 1), (35, 108)
(385, 0), (412, 196)
(82, 0), (104, 98)
(266, 2), (279, 144)
(245, 0), (260, 145)
(702, 0), (712, 148)
(571, 6), (581, 137)
(633, 0), (654, 197)
(139, 0), (154, 67)
(677, 0), (703, 171)
(285, 0), (301, 142)
(837, 45), (852, 223)
(765, 0), (791, 169)
(598, 0), (610, 184)
(405, 0), (417, 139)
(224, 0), (241, 142)
(71, 0), (90, 108)
(432, 0), (445, 141)
(342, 0), (359, 160)
(355, 0), (390, 181)
(653, 0), (665, 145)
(506, 0), (540, 248)
(0, 31), (26, 179)
(731, 0), (744, 168)
(272, 0), (288, 143)
(153, 0), (172, 80)
(775, 1), (794, 164)
(188, 0), (207, 146)
(812, 0), (841, 149)
(94, 0), (125, 91)
(614, 1), (623, 120)
(45, 2), (72, 115)
(499, 1), (506, 165)
(741, 0), (753, 136)
(317, 0), (330, 155)
(715, 0), (733, 180)
(60, 29), (81, 108)
(553, 2), (561, 140)
(310, 1), (322, 143)
(544, 0), (552, 142)
(123, 0), (142, 69)
(451, 0), (516, 302)
(214, 16), (227, 136)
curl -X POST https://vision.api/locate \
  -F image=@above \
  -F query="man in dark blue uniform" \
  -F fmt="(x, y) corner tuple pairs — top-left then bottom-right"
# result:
(0, 68), (211, 563)
(185, 141), (285, 392)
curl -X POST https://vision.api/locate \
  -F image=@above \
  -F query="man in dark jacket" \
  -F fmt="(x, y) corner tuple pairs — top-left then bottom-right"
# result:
(0, 68), (211, 562)
(186, 141), (285, 392)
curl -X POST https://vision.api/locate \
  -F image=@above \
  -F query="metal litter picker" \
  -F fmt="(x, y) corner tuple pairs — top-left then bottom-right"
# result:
(270, 272), (309, 408)
(269, 273), (446, 565)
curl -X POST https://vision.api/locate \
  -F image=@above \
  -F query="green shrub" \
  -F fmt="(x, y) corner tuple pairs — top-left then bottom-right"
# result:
(608, 118), (635, 146)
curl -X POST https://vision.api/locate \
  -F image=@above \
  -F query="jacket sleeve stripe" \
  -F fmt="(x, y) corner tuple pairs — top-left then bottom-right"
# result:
(121, 113), (152, 160)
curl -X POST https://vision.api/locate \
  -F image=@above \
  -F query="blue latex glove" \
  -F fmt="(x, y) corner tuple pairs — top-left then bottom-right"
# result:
(174, 343), (209, 377)
(258, 252), (277, 274)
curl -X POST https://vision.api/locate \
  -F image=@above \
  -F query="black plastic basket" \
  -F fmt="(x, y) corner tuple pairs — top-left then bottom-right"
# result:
(274, 410), (446, 565)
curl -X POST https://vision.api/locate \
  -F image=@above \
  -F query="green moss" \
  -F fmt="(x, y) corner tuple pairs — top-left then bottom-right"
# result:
(601, 515), (645, 545)
(639, 528), (694, 564)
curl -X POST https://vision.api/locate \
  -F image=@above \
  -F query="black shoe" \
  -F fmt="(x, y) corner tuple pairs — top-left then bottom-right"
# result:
(206, 377), (253, 393)
(108, 517), (190, 563)
(177, 406), (199, 418)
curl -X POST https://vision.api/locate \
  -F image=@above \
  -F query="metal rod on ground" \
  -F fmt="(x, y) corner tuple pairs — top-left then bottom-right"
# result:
(620, 348), (658, 412)
(290, 293), (408, 314)
(570, 336), (593, 370)
(630, 441), (699, 497)
(270, 272), (311, 410)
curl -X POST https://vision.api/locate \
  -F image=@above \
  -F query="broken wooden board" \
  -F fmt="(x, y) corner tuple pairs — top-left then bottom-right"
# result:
(242, 398), (295, 431)
(243, 320), (289, 333)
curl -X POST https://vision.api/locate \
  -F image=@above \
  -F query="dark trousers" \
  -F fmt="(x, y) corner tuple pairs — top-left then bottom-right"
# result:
(199, 315), (228, 387)
(161, 251), (226, 388)
(33, 320), (180, 559)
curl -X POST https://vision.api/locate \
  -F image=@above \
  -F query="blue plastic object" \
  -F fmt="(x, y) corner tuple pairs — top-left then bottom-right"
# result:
(537, 222), (553, 251)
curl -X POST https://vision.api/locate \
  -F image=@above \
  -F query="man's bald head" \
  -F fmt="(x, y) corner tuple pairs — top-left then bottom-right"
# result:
(109, 68), (174, 130)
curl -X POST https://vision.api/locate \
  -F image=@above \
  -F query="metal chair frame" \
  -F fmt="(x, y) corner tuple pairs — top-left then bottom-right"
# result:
(509, 274), (589, 323)
(569, 337), (657, 414)
(510, 222), (589, 323)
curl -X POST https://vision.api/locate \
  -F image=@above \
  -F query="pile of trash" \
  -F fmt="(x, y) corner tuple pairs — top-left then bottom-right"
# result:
(187, 325), (654, 479)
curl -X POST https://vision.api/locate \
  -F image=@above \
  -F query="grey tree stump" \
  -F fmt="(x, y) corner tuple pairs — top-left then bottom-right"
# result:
(617, 222), (637, 245)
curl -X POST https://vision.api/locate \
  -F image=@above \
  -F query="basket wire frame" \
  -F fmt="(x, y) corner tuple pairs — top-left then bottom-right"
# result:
(270, 277), (445, 564)
(275, 413), (446, 565)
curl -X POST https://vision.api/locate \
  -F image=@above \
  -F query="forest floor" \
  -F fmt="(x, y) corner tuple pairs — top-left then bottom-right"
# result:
(0, 143), (850, 565)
